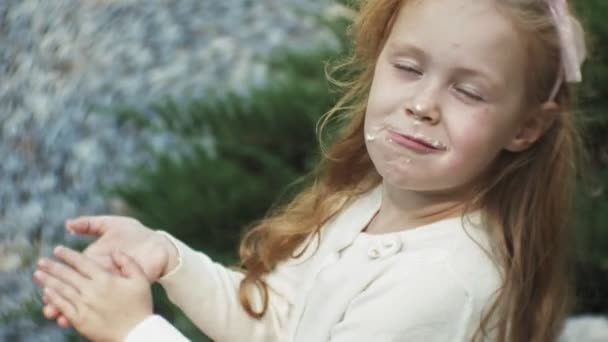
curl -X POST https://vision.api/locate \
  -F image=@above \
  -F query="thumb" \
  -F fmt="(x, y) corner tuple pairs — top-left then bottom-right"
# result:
(111, 251), (146, 280)
(65, 216), (111, 236)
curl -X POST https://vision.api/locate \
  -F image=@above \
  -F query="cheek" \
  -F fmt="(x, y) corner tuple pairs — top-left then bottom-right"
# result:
(447, 113), (509, 169)
(365, 134), (414, 182)
(366, 65), (403, 119)
(366, 91), (391, 120)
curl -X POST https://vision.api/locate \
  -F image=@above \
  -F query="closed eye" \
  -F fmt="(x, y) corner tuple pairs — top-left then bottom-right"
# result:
(456, 87), (485, 102)
(394, 64), (423, 76)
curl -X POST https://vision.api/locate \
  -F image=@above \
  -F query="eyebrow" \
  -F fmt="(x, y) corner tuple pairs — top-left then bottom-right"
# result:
(388, 40), (427, 59)
(387, 40), (503, 90)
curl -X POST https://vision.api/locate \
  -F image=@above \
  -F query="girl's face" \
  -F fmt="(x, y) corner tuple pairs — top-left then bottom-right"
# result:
(365, 0), (530, 196)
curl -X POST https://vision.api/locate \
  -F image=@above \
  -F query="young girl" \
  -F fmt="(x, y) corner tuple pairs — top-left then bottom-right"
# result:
(33, 0), (588, 341)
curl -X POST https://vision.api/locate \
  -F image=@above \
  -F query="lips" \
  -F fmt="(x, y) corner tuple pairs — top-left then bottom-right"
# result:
(387, 130), (445, 153)
(403, 134), (436, 149)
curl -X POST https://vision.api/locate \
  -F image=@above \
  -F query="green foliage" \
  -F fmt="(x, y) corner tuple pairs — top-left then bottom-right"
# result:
(564, 0), (608, 315)
(576, 0), (608, 159)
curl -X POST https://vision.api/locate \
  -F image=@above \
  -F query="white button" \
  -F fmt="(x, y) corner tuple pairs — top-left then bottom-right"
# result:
(367, 236), (403, 260)
(368, 247), (381, 259)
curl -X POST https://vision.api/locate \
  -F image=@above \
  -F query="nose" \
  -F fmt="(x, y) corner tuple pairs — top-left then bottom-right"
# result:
(405, 82), (441, 125)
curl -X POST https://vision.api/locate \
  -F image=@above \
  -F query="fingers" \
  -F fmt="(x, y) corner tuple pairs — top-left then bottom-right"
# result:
(34, 270), (82, 300)
(91, 255), (123, 275)
(43, 287), (79, 325)
(35, 271), (81, 318)
(42, 303), (60, 319)
(111, 251), (146, 280)
(53, 246), (104, 280)
(65, 216), (112, 236)
(37, 257), (89, 289)
(41, 300), (72, 328)
(57, 315), (71, 328)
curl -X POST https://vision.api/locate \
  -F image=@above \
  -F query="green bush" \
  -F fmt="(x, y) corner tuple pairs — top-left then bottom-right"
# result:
(571, 0), (608, 315)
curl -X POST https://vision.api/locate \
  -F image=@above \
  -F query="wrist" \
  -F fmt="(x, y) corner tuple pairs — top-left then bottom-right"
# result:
(156, 232), (180, 279)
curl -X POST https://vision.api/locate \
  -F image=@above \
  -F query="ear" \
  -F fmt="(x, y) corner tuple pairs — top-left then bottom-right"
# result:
(504, 101), (559, 152)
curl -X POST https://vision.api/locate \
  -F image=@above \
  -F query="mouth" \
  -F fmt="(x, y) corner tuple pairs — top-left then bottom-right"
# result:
(387, 130), (446, 154)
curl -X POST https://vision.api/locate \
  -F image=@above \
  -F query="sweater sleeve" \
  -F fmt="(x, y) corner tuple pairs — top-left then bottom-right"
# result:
(124, 315), (190, 342)
(328, 259), (474, 342)
(153, 231), (293, 342)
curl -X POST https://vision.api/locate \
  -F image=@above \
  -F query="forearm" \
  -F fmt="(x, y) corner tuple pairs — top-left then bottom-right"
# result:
(154, 231), (290, 342)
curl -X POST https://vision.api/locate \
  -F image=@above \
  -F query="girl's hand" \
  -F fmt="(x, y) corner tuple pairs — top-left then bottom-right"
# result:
(33, 246), (153, 342)
(35, 215), (179, 328)
(64, 216), (178, 282)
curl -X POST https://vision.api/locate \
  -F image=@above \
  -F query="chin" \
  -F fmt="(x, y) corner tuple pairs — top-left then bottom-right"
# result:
(374, 163), (465, 193)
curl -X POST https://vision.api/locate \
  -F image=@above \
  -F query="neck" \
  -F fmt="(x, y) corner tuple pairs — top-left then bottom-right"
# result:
(366, 181), (472, 234)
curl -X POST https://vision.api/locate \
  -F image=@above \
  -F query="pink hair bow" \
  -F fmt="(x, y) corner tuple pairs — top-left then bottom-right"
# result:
(547, 0), (586, 101)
